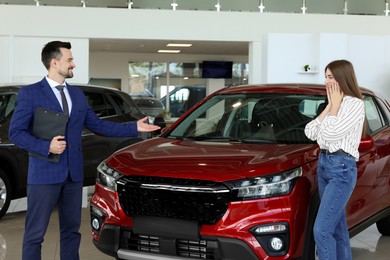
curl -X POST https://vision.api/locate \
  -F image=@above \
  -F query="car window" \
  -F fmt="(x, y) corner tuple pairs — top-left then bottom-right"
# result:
(364, 96), (385, 134)
(169, 93), (317, 144)
(109, 94), (128, 114)
(84, 91), (116, 117)
(0, 93), (17, 122)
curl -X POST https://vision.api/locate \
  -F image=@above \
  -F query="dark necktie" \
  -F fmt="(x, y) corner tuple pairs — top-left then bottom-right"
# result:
(55, 85), (69, 116)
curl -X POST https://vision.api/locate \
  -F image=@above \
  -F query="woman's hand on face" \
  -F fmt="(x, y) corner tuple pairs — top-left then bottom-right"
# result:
(327, 83), (343, 116)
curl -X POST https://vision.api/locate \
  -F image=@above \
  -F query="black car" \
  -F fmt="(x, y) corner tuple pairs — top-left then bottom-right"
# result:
(0, 84), (151, 220)
(131, 96), (165, 117)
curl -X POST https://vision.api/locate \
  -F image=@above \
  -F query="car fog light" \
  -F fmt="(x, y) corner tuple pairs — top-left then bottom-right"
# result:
(270, 237), (284, 251)
(250, 222), (289, 257)
(92, 218), (100, 230)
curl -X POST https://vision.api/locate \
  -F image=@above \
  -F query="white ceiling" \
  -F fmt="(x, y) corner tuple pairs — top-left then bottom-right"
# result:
(89, 39), (249, 55)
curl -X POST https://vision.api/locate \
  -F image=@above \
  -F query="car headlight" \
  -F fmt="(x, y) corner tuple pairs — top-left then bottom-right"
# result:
(225, 167), (302, 200)
(97, 161), (124, 191)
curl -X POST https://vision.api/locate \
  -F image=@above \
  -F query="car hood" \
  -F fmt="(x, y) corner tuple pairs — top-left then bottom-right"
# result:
(107, 137), (319, 182)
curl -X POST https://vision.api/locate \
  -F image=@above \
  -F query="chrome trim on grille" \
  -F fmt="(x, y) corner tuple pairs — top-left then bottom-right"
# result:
(139, 183), (229, 193)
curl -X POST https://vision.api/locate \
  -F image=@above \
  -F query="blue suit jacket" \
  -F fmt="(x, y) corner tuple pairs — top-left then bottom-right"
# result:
(9, 78), (138, 185)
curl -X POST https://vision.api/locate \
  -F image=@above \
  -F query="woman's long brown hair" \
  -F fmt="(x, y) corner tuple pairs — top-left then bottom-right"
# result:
(325, 59), (367, 136)
(325, 60), (363, 99)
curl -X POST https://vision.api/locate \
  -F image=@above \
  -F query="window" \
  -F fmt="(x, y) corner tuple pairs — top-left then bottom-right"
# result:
(364, 96), (385, 134)
(84, 92), (116, 117)
(170, 93), (316, 144)
(0, 93), (17, 122)
(109, 94), (128, 114)
(128, 62), (249, 117)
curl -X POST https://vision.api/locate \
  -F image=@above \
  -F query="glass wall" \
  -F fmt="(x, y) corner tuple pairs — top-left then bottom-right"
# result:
(129, 61), (248, 117)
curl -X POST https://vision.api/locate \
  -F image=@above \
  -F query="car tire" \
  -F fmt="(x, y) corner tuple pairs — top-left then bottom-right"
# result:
(0, 169), (11, 220)
(376, 215), (390, 236)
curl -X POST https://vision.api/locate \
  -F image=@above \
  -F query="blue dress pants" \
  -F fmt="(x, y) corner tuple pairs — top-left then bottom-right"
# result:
(314, 153), (357, 260)
(22, 176), (83, 260)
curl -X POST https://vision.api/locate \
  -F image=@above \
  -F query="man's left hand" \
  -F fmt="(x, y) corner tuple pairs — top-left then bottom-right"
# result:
(137, 117), (161, 132)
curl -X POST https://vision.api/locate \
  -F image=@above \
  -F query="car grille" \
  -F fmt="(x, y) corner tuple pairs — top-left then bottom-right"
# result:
(117, 176), (230, 225)
(121, 231), (222, 260)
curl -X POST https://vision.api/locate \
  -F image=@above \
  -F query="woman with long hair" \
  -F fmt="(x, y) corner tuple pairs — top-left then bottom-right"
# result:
(305, 59), (366, 260)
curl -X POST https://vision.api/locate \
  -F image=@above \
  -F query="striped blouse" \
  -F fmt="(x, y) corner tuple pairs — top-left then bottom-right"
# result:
(304, 96), (365, 161)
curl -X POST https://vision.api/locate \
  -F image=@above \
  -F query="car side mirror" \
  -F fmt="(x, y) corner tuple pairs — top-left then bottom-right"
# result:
(358, 135), (374, 153)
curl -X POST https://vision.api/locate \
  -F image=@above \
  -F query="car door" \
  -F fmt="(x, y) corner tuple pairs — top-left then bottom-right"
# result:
(81, 89), (143, 185)
(347, 95), (390, 227)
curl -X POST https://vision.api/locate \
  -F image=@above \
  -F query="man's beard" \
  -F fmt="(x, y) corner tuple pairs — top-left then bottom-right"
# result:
(59, 68), (74, 79)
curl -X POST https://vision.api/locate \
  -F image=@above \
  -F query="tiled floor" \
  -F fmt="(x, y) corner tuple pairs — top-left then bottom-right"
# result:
(1, 191), (390, 259)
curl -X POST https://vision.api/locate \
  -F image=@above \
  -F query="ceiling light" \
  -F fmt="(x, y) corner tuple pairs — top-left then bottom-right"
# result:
(158, 50), (181, 53)
(167, 43), (192, 47)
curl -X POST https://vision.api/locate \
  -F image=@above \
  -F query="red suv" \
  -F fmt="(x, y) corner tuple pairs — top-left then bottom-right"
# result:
(90, 84), (390, 260)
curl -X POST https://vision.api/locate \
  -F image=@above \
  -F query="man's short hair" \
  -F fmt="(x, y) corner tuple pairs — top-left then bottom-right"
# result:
(41, 41), (72, 70)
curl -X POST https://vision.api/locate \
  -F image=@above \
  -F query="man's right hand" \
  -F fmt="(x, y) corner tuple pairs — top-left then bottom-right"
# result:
(49, 135), (67, 154)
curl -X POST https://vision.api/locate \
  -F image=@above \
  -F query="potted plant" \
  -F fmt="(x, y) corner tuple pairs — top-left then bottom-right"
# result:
(162, 110), (172, 120)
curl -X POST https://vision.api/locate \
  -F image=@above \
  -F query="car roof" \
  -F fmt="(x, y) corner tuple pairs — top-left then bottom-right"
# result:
(132, 96), (161, 100)
(218, 83), (376, 97)
(0, 83), (377, 98)
(73, 83), (122, 92)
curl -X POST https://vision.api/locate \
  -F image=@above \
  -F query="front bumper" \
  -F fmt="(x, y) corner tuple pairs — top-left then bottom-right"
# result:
(93, 224), (259, 260)
(90, 173), (313, 259)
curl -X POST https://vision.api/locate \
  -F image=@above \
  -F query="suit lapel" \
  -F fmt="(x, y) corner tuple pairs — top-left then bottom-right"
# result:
(39, 78), (63, 112)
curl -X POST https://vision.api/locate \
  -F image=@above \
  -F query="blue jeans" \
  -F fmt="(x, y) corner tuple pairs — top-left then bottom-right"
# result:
(313, 153), (357, 260)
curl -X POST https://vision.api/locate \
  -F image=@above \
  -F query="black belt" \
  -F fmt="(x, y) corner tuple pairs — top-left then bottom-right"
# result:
(320, 149), (351, 156)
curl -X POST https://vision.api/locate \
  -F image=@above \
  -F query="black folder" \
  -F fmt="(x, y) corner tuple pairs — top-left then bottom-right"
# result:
(29, 107), (68, 163)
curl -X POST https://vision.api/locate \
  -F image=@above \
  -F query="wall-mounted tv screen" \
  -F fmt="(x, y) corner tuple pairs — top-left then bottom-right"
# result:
(201, 61), (233, 78)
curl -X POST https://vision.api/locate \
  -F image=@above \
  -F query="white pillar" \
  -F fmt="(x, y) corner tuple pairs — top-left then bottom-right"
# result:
(249, 41), (263, 84)
(207, 78), (224, 95)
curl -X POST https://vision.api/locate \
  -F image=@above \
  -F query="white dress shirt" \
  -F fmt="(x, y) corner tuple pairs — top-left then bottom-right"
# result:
(304, 96), (365, 161)
(46, 77), (73, 115)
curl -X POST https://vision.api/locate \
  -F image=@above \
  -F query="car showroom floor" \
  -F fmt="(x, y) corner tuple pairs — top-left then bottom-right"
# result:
(1, 188), (390, 260)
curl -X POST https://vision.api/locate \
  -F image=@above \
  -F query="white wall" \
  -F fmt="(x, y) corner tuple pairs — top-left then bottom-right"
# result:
(5, 37), (89, 84)
(1, 5), (390, 99)
(0, 36), (10, 83)
(266, 34), (320, 84)
(265, 33), (390, 99)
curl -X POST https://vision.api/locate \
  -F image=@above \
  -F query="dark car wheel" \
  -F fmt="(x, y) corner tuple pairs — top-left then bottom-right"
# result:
(376, 215), (390, 236)
(0, 169), (11, 220)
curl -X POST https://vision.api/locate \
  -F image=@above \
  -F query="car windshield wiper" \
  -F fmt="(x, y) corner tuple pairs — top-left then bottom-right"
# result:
(179, 136), (276, 144)
(241, 139), (276, 144)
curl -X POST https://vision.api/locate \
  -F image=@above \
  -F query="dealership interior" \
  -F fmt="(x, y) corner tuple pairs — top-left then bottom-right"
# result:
(1, 1), (390, 259)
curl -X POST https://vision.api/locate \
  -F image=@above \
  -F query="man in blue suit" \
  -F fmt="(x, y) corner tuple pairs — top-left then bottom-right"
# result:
(9, 41), (160, 260)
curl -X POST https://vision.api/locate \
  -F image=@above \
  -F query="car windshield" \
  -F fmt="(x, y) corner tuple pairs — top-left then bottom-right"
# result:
(168, 93), (326, 144)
